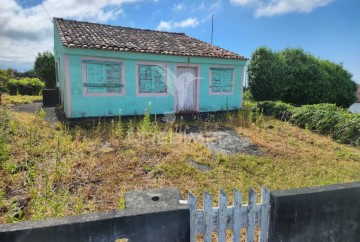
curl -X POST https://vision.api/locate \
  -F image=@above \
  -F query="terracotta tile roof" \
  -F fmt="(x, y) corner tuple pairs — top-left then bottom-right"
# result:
(54, 18), (247, 60)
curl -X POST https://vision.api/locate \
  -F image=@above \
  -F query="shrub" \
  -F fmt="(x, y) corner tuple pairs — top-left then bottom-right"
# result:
(7, 78), (45, 96)
(7, 79), (18, 95)
(333, 114), (360, 146)
(291, 104), (348, 135)
(0, 68), (14, 93)
(258, 101), (295, 120)
(259, 101), (360, 146)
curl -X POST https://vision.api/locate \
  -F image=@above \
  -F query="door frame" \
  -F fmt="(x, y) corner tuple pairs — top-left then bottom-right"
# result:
(174, 64), (200, 113)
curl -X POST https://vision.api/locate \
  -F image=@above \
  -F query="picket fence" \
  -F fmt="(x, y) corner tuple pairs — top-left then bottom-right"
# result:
(189, 186), (270, 242)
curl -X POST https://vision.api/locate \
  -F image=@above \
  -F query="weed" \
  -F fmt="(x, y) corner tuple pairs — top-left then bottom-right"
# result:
(127, 119), (134, 139)
(35, 108), (46, 120)
(115, 111), (125, 139)
(118, 194), (126, 210)
(2, 103), (360, 225)
(0, 134), (9, 167)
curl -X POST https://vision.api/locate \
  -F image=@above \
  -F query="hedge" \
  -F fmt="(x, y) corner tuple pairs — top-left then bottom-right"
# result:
(259, 101), (360, 146)
(258, 101), (295, 120)
(8, 78), (45, 96)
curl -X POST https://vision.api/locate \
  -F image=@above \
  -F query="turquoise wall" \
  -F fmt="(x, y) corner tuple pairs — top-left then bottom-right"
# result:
(54, 26), (247, 118)
(54, 24), (68, 115)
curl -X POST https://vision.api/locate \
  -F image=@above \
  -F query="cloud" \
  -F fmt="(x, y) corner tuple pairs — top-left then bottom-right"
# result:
(195, 0), (223, 23)
(157, 18), (199, 31)
(173, 3), (186, 11)
(230, 0), (335, 17)
(0, 0), (141, 70)
(157, 21), (172, 31)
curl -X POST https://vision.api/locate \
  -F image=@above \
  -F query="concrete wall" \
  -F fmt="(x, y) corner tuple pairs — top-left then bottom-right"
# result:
(54, 25), (246, 118)
(3, 182), (360, 241)
(0, 188), (189, 242)
(269, 182), (360, 242)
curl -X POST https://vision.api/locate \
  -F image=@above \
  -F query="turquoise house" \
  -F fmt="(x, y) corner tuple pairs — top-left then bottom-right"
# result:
(54, 18), (247, 118)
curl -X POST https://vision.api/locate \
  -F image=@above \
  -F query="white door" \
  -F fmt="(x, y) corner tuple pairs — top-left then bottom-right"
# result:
(175, 67), (197, 112)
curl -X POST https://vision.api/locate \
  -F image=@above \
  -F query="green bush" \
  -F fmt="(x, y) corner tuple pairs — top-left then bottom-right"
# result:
(258, 101), (295, 120)
(248, 47), (357, 107)
(7, 79), (18, 95)
(291, 104), (348, 135)
(333, 114), (360, 146)
(7, 78), (45, 96)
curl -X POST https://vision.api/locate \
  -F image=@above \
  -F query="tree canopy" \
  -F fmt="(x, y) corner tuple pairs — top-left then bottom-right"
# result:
(247, 47), (357, 107)
(0, 69), (14, 93)
(34, 51), (56, 89)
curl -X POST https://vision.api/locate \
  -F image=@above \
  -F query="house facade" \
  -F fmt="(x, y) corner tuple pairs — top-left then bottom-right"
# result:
(54, 18), (247, 118)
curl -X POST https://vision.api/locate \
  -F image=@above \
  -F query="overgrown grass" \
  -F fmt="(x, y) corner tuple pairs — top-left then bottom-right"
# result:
(1, 94), (42, 106)
(0, 105), (360, 224)
(259, 101), (360, 146)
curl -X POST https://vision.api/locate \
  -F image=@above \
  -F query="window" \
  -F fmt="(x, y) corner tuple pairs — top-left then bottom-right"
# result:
(209, 67), (234, 94)
(83, 59), (124, 96)
(137, 64), (168, 95)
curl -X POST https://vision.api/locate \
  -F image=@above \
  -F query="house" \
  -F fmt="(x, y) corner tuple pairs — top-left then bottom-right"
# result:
(53, 18), (247, 118)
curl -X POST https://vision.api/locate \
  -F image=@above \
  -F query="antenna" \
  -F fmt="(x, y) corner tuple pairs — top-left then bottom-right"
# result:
(211, 14), (214, 44)
(41, 1), (53, 23)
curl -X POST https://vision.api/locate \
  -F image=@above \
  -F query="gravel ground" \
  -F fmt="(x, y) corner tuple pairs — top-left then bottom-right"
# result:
(11, 102), (64, 123)
(187, 127), (263, 155)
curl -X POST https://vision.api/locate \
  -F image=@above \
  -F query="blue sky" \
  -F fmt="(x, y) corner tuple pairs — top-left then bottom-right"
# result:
(1, 0), (359, 83)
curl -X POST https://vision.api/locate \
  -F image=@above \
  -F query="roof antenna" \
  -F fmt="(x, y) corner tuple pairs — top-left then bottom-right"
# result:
(211, 14), (214, 44)
(41, 1), (53, 23)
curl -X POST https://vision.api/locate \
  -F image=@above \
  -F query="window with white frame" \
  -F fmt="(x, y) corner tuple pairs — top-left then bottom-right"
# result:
(137, 64), (168, 94)
(210, 67), (234, 93)
(83, 60), (123, 94)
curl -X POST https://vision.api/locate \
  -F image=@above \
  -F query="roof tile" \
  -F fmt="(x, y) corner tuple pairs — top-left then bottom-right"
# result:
(54, 18), (247, 60)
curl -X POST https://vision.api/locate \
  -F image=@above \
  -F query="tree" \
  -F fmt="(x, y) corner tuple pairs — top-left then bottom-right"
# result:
(278, 48), (330, 105)
(13, 69), (38, 79)
(247, 47), (357, 107)
(34, 51), (56, 89)
(0, 68), (14, 93)
(247, 47), (283, 101)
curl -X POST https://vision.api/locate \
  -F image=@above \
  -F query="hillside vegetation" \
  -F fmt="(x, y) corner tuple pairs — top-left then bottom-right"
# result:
(1, 104), (360, 224)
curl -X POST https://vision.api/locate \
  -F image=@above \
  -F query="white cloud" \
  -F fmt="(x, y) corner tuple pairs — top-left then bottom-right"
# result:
(0, 0), (141, 70)
(157, 18), (199, 31)
(175, 18), (199, 28)
(173, 3), (186, 11)
(157, 21), (172, 31)
(197, 0), (223, 23)
(230, 0), (335, 17)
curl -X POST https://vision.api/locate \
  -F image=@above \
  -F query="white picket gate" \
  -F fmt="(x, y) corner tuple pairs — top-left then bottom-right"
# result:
(189, 186), (270, 242)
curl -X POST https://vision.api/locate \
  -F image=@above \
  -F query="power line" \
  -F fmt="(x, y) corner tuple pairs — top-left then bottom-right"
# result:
(41, 1), (53, 23)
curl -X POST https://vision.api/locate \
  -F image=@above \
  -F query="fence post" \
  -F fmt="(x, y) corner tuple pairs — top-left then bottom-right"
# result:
(218, 190), (227, 242)
(203, 191), (213, 242)
(189, 187), (270, 242)
(232, 189), (242, 242)
(189, 192), (197, 242)
(260, 186), (270, 242)
(246, 189), (257, 242)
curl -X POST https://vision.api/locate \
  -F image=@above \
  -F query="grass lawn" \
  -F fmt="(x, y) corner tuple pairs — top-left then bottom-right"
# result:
(0, 94), (42, 106)
(0, 105), (359, 224)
